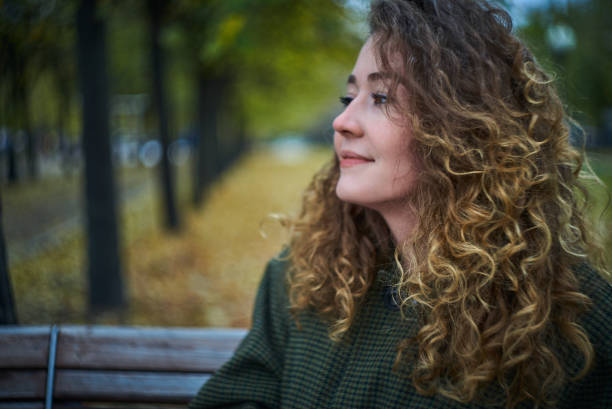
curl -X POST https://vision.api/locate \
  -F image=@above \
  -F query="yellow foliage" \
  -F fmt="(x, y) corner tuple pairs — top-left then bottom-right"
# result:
(11, 147), (331, 327)
(200, 14), (246, 64)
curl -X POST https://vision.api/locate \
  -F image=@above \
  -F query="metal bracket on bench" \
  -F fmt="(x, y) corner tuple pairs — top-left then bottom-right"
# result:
(45, 325), (59, 409)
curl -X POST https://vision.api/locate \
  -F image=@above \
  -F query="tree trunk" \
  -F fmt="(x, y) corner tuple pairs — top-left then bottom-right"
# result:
(6, 135), (18, 184)
(56, 66), (71, 172)
(193, 74), (224, 206)
(76, 0), (125, 313)
(148, 0), (179, 230)
(0, 191), (17, 324)
(13, 53), (37, 180)
(236, 109), (247, 161)
(9, 43), (37, 181)
(23, 91), (37, 180)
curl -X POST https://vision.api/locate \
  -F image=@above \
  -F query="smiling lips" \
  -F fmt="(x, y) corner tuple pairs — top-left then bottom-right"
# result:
(339, 150), (374, 168)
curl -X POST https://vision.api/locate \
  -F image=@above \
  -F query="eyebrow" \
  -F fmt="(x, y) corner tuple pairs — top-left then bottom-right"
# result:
(346, 72), (389, 85)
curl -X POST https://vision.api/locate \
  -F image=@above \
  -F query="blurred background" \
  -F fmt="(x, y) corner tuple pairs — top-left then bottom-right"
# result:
(0, 0), (610, 328)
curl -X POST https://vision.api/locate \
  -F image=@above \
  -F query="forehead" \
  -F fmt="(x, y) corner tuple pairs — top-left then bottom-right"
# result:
(350, 38), (381, 81)
(350, 37), (403, 88)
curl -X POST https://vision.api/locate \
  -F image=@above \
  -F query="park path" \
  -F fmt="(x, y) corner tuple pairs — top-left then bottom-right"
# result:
(4, 166), (155, 266)
(9, 145), (333, 326)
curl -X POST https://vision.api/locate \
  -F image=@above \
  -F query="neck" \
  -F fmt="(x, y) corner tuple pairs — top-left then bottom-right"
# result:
(375, 202), (417, 246)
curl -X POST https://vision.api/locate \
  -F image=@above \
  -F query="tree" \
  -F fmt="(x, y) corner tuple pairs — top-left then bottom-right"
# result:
(1, 0), (78, 182)
(168, 0), (361, 205)
(0, 37), (21, 183)
(0, 4), (36, 181)
(519, 0), (612, 133)
(76, 0), (125, 313)
(192, 73), (228, 205)
(147, 0), (180, 230)
(0, 191), (17, 325)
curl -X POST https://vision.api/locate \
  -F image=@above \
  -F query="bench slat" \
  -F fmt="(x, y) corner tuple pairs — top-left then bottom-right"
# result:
(0, 370), (46, 399)
(0, 327), (50, 368)
(0, 403), (44, 409)
(56, 326), (246, 372)
(54, 370), (211, 403)
(0, 403), (185, 409)
(0, 325), (247, 405)
(0, 369), (210, 402)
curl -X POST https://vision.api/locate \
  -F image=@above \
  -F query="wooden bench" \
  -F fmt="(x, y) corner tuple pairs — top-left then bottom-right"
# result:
(0, 325), (247, 409)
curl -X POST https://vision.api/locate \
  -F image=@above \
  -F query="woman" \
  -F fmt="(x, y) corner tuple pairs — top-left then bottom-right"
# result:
(190, 0), (611, 408)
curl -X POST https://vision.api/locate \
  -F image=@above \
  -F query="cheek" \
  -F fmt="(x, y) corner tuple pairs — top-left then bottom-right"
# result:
(379, 128), (412, 167)
(395, 151), (420, 194)
(382, 133), (419, 189)
(333, 133), (340, 152)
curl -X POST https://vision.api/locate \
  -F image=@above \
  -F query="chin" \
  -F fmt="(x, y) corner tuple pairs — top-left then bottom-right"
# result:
(336, 186), (355, 205)
(335, 184), (372, 208)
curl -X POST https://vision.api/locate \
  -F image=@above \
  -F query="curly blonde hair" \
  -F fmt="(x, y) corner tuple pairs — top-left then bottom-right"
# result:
(285, 0), (606, 407)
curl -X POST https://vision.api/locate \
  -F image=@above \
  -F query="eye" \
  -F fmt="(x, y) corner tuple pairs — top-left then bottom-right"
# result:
(339, 96), (353, 107)
(372, 93), (388, 105)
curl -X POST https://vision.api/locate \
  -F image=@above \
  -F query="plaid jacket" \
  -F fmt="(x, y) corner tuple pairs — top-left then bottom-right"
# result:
(189, 256), (612, 408)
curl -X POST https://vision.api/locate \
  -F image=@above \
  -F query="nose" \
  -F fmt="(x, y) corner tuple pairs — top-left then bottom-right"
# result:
(332, 102), (363, 138)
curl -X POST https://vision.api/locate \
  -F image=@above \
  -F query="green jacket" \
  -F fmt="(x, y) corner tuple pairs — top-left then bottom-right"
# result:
(189, 256), (612, 408)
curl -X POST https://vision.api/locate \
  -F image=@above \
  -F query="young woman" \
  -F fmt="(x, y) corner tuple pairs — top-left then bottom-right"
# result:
(190, 0), (611, 407)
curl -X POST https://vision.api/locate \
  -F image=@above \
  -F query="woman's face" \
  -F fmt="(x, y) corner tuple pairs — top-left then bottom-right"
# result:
(333, 38), (419, 212)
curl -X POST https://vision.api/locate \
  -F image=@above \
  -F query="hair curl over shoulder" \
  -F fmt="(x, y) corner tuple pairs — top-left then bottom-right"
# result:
(285, 0), (607, 407)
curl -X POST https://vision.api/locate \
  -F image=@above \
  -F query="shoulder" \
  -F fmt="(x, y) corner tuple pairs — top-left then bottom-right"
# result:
(556, 264), (612, 408)
(575, 263), (612, 296)
(251, 249), (292, 330)
(260, 249), (291, 300)
(574, 263), (612, 331)
(574, 263), (612, 364)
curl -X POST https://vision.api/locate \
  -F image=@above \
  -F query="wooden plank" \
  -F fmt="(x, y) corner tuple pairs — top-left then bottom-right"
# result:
(56, 326), (246, 372)
(53, 404), (186, 409)
(0, 370), (46, 399)
(0, 326), (243, 404)
(0, 402), (185, 409)
(0, 403), (43, 409)
(54, 370), (211, 403)
(0, 326), (50, 368)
